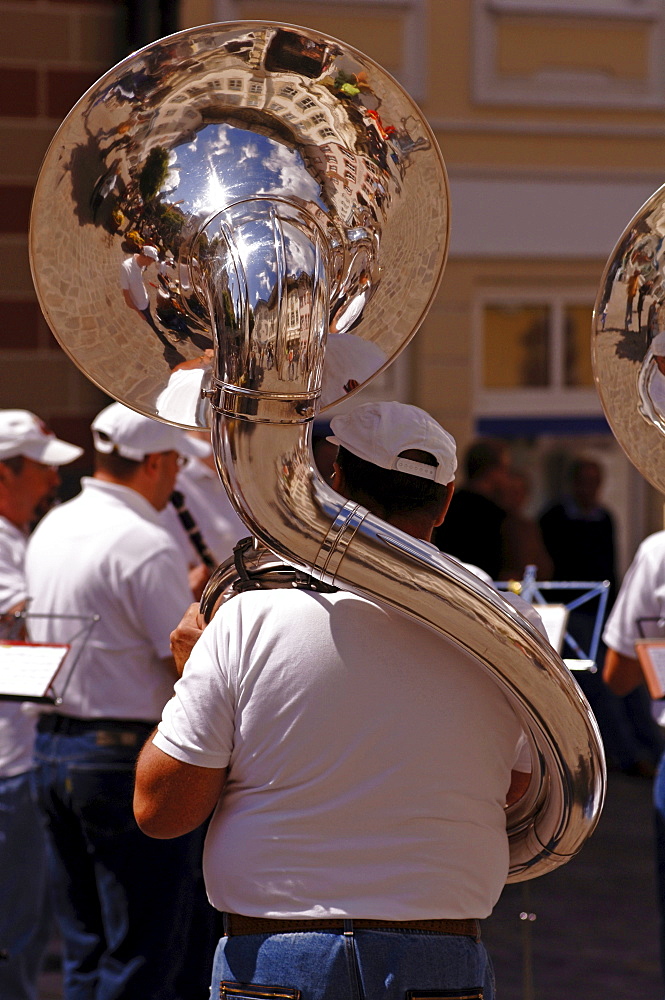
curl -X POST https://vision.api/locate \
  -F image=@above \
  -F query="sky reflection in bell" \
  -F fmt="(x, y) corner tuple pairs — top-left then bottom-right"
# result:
(171, 123), (325, 217)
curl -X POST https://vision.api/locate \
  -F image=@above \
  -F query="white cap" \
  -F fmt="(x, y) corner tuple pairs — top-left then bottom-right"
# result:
(141, 245), (159, 260)
(328, 401), (457, 485)
(652, 331), (665, 356)
(0, 410), (83, 464)
(92, 403), (207, 461)
(320, 333), (386, 407)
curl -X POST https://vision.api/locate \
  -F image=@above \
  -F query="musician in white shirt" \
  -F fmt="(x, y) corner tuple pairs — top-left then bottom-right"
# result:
(135, 402), (530, 1000)
(25, 403), (215, 1000)
(0, 409), (82, 1000)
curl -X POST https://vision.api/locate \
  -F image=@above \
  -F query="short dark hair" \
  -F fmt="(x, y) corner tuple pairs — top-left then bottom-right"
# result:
(465, 438), (508, 481)
(0, 455), (25, 474)
(94, 449), (143, 481)
(336, 446), (447, 518)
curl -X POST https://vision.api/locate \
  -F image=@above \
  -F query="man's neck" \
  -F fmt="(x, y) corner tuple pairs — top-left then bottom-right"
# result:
(93, 470), (159, 510)
(385, 512), (435, 542)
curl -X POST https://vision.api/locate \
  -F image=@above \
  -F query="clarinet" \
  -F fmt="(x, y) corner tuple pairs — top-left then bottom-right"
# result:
(170, 490), (217, 571)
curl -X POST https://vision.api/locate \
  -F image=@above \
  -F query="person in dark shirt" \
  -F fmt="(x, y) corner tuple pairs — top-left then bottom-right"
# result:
(539, 458), (616, 593)
(498, 468), (553, 582)
(433, 438), (510, 579)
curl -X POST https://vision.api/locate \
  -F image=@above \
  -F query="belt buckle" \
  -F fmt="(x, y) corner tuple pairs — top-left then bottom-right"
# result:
(95, 730), (138, 747)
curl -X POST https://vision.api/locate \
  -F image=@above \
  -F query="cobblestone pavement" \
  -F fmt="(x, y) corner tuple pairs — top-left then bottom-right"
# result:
(38, 772), (660, 1000)
(485, 771), (661, 999)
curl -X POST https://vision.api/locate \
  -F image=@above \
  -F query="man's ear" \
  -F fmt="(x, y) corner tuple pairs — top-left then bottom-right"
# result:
(142, 453), (161, 479)
(433, 482), (455, 527)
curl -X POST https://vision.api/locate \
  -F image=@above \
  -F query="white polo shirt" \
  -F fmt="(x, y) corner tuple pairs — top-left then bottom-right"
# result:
(603, 530), (665, 726)
(0, 516), (34, 776)
(160, 457), (246, 567)
(155, 587), (524, 920)
(25, 478), (191, 721)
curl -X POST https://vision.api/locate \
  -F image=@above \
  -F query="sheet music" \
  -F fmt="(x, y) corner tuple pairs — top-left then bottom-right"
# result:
(532, 603), (569, 653)
(0, 642), (69, 699)
(636, 639), (665, 700)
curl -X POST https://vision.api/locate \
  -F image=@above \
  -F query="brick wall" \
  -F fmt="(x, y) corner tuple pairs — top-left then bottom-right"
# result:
(0, 0), (127, 457)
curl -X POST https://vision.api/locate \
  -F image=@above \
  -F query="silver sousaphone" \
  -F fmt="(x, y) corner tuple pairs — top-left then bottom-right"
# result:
(593, 184), (665, 493)
(30, 21), (605, 881)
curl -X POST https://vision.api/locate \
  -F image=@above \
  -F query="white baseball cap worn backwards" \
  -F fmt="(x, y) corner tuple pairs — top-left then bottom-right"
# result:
(0, 410), (83, 465)
(92, 403), (206, 462)
(328, 401), (457, 485)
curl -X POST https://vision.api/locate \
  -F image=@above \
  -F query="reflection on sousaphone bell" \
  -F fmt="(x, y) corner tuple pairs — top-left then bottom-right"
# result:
(30, 20), (605, 882)
(30, 20), (447, 425)
(593, 183), (665, 493)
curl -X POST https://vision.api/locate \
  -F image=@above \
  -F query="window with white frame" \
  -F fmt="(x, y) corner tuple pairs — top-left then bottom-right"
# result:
(475, 289), (602, 417)
(473, 0), (665, 109)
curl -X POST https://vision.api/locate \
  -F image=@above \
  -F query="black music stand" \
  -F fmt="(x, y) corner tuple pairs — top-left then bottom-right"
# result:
(0, 611), (99, 705)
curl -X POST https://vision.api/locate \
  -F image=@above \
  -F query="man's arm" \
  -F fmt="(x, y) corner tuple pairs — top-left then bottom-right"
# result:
(0, 600), (27, 640)
(134, 731), (226, 839)
(507, 769), (530, 806)
(122, 288), (141, 313)
(603, 647), (644, 697)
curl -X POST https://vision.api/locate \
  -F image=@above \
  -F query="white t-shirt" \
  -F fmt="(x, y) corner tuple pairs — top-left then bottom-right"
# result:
(0, 516), (35, 776)
(119, 255), (149, 310)
(155, 587), (524, 920)
(603, 530), (665, 725)
(25, 478), (191, 721)
(160, 458), (247, 567)
(156, 368), (213, 425)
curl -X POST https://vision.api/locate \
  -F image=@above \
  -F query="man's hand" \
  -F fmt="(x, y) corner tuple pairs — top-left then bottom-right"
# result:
(170, 603), (205, 676)
(603, 647), (644, 697)
(188, 563), (211, 602)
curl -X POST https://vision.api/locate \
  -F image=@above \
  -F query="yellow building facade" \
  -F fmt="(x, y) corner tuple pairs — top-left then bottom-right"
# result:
(2, 0), (664, 568)
(200, 0), (665, 572)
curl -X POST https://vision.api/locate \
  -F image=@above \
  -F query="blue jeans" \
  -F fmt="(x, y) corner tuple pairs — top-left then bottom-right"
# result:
(33, 724), (216, 1000)
(654, 752), (665, 981)
(0, 770), (50, 1000)
(212, 925), (494, 1000)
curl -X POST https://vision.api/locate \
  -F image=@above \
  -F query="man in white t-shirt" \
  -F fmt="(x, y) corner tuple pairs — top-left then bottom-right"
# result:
(25, 403), (216, 1000)
(135, 401), (530, 1000)
(119, 244), (158, 319)
(0, 409), (82, 1000)
(603, 533), (665, 989)
(120, 245), (185, 368)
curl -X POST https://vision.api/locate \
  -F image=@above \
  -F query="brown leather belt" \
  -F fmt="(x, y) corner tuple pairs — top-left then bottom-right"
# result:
(222, 913), (480, 940)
